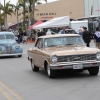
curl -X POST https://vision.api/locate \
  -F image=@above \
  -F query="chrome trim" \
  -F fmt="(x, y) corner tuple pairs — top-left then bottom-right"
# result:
(0, 53), (22, 57)
(57, 54), (96, 62)
(50, 60), (100, 70)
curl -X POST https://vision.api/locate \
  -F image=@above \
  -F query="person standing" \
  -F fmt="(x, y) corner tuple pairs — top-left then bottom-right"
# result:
(94, 27), (100, 49)
(78, 26), (83, 36)
(23, 30), (27, 44)
(41, 29), (46, 36)
(82, 27), (91, 47)
(37, 30), (41, 37)
(61, 28), (65, 34)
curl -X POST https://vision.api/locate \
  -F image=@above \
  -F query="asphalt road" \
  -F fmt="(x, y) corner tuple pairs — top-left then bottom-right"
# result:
(0, 40), (100, 100)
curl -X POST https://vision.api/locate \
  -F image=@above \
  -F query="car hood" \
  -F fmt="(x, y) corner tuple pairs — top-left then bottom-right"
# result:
(0, 40), (16, 45)
(45, 46), (99, 56)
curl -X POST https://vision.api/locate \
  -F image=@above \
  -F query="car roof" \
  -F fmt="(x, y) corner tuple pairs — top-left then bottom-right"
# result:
(0, 32), (14, 35)
(38, 34), (80, 39)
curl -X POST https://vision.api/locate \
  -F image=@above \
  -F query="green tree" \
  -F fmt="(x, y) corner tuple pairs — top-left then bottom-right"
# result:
(31, 0), (47, 24)
(14, 3), (21, 29)
(0, 13), (4, 25)
(0, 1), (15, 29)
(18, 0), (27, 27)
(14, 3), (20, 28)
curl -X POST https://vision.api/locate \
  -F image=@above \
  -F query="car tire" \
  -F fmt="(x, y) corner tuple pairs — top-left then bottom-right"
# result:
(18, 55), (22, 57)
(31, 61), (39, 71)
(88, 66), (99, 75)
(47, 64), (55, 78)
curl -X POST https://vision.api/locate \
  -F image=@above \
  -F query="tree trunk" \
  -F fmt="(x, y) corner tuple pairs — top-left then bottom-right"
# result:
(29, 1), (32, 12)
(17, 10), (19, 29)
(5, 14), (8, 30)
(32, 0), (35, 25)
(23, 1), (26, 28)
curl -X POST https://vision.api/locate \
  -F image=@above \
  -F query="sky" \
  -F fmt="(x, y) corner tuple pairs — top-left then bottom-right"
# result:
(0, 0), (58, 5)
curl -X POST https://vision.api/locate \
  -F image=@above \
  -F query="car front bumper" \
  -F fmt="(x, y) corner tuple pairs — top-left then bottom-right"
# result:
(0, 53), (22, 57)
(50, 60), (100, 70)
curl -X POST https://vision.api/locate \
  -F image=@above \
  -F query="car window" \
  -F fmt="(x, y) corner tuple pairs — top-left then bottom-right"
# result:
(35, 38), (43, 49)
(0, 35), (5, 40)
(6, 35), (14, 39)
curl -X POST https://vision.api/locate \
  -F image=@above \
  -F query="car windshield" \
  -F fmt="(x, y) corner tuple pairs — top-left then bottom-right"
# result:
(44, 36), (84, 48)
(0, 34), (14, 40)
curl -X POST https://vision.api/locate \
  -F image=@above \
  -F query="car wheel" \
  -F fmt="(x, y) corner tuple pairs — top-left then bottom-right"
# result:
(47, 64), (55, 78)
(31, 61), (39, 71)
(88, 66), (99, 75)
(18, 55), (22, 57)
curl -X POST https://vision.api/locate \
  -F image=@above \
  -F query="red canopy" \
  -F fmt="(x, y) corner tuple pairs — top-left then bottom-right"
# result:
(28, 20), (43, 30)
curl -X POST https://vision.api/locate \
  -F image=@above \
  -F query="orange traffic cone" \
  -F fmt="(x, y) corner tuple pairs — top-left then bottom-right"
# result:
(28, 39), (31, 43)
(34, 39), (36, 44)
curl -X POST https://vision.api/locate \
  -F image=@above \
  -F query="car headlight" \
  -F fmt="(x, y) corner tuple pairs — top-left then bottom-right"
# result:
(51, 55), (57, 63)
(96, 52), (100, 60)
(16, 45), (20, 49)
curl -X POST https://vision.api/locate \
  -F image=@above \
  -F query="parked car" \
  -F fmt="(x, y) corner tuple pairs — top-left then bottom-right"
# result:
(27, 34), (100, 78)
(65, 29), (77, 34)
(0, 32), (23, 57)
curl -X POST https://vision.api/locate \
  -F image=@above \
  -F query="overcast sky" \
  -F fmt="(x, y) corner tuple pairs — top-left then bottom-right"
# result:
(0, 0), (58, 5)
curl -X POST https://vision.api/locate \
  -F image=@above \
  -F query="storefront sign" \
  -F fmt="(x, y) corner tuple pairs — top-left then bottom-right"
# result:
(37, 13), (56, 16)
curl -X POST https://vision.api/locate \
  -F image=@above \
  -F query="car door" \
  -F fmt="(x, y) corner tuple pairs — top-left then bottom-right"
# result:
(34, 38), (44, 67)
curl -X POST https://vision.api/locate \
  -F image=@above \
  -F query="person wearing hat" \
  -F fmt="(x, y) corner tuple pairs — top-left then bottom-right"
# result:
(82, 27), (91, 47)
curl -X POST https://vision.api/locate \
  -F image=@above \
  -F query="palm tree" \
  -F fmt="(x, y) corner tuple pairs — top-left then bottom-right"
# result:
(14, 3), (20, 29)
(0, 13), (4, 25)
(31, 0), (47, 24)
(0, 13), (4, 31)
(18, 0), (27, 27)
(0, 1), (15, 29)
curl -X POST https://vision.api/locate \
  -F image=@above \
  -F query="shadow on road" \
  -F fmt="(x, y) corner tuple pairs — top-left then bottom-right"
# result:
(0, 56), (21, 59)
(27, 69), (99, 79)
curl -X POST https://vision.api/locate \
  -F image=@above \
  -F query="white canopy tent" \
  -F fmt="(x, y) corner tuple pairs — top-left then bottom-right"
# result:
(34, 16), (70, 29)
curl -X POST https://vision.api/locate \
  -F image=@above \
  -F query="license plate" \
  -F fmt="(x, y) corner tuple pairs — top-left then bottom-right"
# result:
(73, 64), (83, 69)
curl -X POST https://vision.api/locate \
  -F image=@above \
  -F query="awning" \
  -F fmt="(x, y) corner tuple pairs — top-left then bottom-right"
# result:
(28, 20), (43, 30)
(34, 16), (70, 29)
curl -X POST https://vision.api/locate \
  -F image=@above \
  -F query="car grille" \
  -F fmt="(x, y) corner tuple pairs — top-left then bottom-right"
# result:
(2, 46), (16, 54)
(57, 54), (96, 62)
(6, 46), (12, 54)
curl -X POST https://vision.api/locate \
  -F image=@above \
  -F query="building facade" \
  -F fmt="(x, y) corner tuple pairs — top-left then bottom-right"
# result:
(34, 0), (84, 21)
(84, 0), (100, 17)
(7, 0), (84, 26)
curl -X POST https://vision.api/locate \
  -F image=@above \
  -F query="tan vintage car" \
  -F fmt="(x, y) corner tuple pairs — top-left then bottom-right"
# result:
(27, 34), (100, 78)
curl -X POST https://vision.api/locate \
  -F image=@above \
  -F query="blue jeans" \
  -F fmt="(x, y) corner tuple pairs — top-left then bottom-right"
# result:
(18, 38), (20, 44)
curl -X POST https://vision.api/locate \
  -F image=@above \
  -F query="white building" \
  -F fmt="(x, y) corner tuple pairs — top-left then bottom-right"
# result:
(84, 0), (100, 17)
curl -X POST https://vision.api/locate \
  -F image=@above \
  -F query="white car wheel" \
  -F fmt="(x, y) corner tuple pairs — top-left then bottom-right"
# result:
(31, 61), (39, 71)
(47, 65), (55, 78)
(31, 62), (34, 71)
